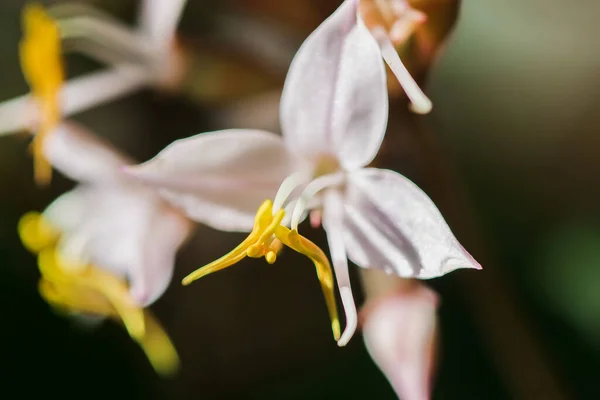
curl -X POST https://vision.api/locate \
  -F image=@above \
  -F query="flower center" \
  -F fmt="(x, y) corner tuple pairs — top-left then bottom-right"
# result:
(19, 4), (64, 185)
(181, 199), (342, 342)
(18, 211), (180, 376)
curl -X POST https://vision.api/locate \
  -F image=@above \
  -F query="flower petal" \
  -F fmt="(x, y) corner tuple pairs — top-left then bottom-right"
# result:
(343, 168), (481, 278)
(123, 129), (296, 232)
(129, 207), (193, 306)
(137, 0), (187, 54)
(45, 185), (163, 280)
(362, 283), (438, 400)
(329, 18), (388, 170)
(43, 121), (133, 182)
(280, 0), (388, 169)
(0, 67), (150, 137)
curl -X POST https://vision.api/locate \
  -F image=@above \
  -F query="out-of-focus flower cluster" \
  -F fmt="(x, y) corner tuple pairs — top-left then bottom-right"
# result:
(1, 0), (473, 398)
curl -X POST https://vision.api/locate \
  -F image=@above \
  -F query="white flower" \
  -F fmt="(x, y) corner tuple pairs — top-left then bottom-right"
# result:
(124, 0), (480, 346)
(0, 1), (188, 165)
(27, 121), (193, 307)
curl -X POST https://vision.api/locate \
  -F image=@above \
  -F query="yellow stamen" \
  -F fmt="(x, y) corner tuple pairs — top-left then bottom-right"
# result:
(19, 3), (64, 185)
(18, 211), (60, 253)
(182, 199), (341, 341)
(18, 210), (180, 376)
(38, 247), (146, 339)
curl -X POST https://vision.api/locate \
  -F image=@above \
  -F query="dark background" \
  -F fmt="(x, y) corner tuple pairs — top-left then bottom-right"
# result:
(0, 0), (598, 398)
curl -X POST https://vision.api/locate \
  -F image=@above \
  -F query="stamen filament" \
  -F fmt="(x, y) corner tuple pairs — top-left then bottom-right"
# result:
(181, 198), (341, 341)
(272, 171), (309, 213)
(370, 25), (432, 114)
(38, 248), (146, 338)
(274, 226), (341, 341)
(182, 200), (274, 285)
(291, 173), (344, 231)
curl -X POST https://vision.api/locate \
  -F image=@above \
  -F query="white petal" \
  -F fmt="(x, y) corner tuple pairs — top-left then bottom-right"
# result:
(123, 129), (297, 232)
(363, 283), (438, 400)
(280, 0), (355, 158)
(137, 0), (187, 55)
(61, 66), (151, 115)
(44, 187), (89, 233)
(322, 189), (357, 347)
(0, 67), (150, 136)
(43, 121), (133, 182)
(343, 168), (481, 278)
(129, 207), (193, 306)
(329, 18), (388, 170)
(57, 11), (149, 64)
(46, 185), (161, 279)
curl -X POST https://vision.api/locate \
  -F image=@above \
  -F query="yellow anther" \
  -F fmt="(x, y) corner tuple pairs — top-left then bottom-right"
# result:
(265, 251), (277, 264)
(18, 211), (60, 253)
(182, 199), (341, 341)
(19, 3), (64, 186)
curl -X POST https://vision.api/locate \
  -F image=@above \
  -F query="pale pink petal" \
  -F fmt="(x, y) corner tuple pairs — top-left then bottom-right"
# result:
(43, 121), (133, 183)
(58, 12), (149, 64)
(343, 168), (481, 278)
(43, 187), (88, 233)
(362, 283), (438, 400)
(45, 186), (161, 280)
(329, 18), (388, 170)
(123, 129), (297, 232)
(322, 189), (357, 347)
(137, 0), (187, 55)
(280, 0), (361, 162)
(44, 177), (191, 306)
(61, 66), (151, 115)
(0, 67), (150, 136)
(129, 207), (193, 306)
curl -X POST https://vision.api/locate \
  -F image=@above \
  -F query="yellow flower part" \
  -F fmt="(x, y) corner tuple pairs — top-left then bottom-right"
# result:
(19, 3), (65, 186)
(18, 212), (180, 377)
(182, 199), (341, 342)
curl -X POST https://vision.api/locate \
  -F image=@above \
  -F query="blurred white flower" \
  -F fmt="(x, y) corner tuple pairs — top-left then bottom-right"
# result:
(17, 121), (191, 375)
(0, 1), (188, 170)
(124, 0), (480, 347)
(24, 121), (194, 307)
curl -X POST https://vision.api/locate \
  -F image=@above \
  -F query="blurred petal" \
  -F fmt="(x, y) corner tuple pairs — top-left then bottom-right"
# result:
(0, 67), (150, 136)
(129, 207), (193, 306)
(322, 190), (357, 346)
(123, 129), (296, 232)
(43, 121), (132, 182)
(45, 185), (164, 281)
(362, 283), (438, 400)
(137, 0), (187, 54)
(343, 168), (481, 278)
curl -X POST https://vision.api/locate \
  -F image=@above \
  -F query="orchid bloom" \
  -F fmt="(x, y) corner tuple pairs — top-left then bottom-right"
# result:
(17, 121), (192, 375)
(1, 1), (187, 184)
(124, 0), (480, 347)
(362, 282), (439, 400)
